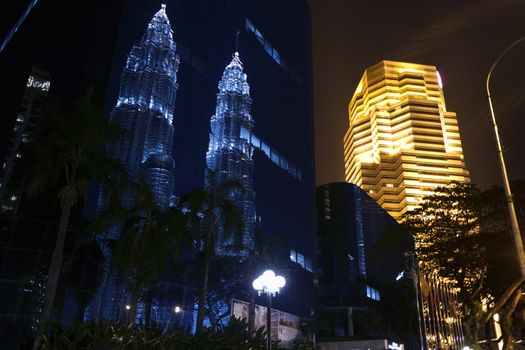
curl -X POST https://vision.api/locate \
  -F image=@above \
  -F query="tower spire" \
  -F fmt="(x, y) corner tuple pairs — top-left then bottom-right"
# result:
(235, 31), (240, 53)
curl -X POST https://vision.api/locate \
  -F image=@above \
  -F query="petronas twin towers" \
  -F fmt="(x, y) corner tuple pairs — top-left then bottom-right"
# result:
(89, 5), (255, 320)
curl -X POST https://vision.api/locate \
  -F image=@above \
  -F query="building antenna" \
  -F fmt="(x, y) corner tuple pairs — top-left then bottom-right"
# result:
(235, 31), (240, 52)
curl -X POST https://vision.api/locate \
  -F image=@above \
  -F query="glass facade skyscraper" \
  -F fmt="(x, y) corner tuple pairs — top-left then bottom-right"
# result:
(206, 52), (256, 256)
(98, 0), (317, 322)
(316, 183), (421, 348)
(86, 4), (180, 321)
(0, 0), (317, 328)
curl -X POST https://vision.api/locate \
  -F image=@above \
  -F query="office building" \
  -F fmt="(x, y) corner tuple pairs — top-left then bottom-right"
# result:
(0, 67), (50, 214)
(343, 61), (470, 221)
(316, 183), (421, 349)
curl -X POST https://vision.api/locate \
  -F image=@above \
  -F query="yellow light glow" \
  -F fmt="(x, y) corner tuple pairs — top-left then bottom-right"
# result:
(344, 61), (470, 222)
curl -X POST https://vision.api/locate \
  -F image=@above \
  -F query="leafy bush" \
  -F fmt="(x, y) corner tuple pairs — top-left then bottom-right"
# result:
(40, 317), (266, 350)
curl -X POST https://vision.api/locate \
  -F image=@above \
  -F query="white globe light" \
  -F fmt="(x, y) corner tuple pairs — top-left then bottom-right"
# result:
(253, 269), (286, 295)
(276, 276), (286, 288)
(262, 270), (275, 280)
(253, 278), (263, 291)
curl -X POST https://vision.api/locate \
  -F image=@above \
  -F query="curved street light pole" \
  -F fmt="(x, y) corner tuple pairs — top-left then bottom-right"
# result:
(486, 35), (525, 277)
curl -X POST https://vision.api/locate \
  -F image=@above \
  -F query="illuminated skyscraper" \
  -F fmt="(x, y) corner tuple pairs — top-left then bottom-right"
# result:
(87, 4), (180, 321)
(206, 52), (256, 256)
(344, 60), (470, 221)
(106, 3), (179, 210)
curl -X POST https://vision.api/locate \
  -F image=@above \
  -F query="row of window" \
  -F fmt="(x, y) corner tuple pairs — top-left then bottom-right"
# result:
(245, 18), (302, 85)
(240, 126), (302, 181)
(290, 249), (313, 272)
(366, 285), (380, 301)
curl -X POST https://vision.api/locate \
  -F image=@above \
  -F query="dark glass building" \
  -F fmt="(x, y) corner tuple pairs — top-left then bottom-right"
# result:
(0, 67), (50, 214)
(86, 0), (316, 326)
(0, 0), (316, 336)
(316, 183), (421, 349)
(0, 1), (125, 347)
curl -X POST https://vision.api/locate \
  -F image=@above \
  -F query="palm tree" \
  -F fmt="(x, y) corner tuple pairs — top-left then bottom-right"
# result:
(96, 179), (190, 325)
(24, 89), (125, 350)
(181, 169), (245, 332)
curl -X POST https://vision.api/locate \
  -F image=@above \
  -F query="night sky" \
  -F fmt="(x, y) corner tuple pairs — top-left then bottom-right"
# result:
(308, 0), (525, 189)
(1, 1), (525, 190)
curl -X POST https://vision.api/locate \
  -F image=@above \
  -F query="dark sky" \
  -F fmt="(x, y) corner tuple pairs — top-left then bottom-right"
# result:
(308, 0), (525, 189)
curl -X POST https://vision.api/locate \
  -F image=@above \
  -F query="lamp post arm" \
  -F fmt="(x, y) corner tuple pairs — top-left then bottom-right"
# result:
(487, 36), (525, 96)
(486, 35), (525, 278)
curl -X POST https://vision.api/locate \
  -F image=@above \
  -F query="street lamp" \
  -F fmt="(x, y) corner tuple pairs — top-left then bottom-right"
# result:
(486, 35), (525, 277)
(253, 270), (286, 350)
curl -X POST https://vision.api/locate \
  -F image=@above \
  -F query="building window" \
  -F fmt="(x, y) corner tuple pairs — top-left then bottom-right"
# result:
(323, 187), (331, 219)
(297, 253), (305, 267)
(245, 18), (302, 85)
(290, 249), (313, 272)
(242, 126), (302, 181)
(290, 250), (297, 263)
(366, 285), (380, 301)
(305, 257), (313, 272)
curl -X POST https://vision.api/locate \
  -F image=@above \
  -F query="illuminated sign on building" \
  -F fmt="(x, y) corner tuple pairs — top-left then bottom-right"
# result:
(26, 75), (50, 91)
(388, 342), (404, 350)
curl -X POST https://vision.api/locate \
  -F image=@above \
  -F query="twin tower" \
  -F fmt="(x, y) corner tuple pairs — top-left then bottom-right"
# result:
(106, 4), (255, 251)
(89, 5), (255, 320)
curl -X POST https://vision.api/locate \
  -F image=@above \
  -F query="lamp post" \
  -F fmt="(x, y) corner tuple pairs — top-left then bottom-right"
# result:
(253, 270), (286, 350)
(486, 35), (525, 277)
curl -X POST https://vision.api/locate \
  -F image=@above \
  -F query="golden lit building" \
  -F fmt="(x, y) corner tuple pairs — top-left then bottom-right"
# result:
(344, 60), (470, 221)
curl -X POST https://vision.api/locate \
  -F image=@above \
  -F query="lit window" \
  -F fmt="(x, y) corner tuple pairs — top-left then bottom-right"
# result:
(305, 257), (312, 272)
(261, 142), (270, 158)
(290, 250), (297, 263)
(297, 253), (305, 268)
(244, 17), (302, 85)
(271, 151), (279, 164)
(272, 50), (281, 65)
(386, 183), (394, 188)
(245, 18), (255, 33)
(366, 285), (380, 301)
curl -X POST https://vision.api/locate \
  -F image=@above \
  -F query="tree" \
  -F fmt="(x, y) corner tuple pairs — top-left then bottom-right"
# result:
(181, 169), (244, 332)
(23, 89), (125, 350)
(404, 181), (525, 349)
(404, 182), (487, 305)
(91, 178), (191, 326)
